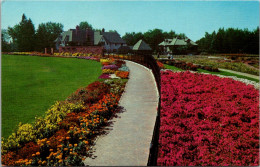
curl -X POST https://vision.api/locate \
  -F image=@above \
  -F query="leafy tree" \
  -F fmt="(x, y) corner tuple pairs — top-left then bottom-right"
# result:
(143, 29), (165, 52)
(108, 30), (118, 33)
(35, 22), (63, 51)
(1, 29), (12, 52)
(79, 21), (93, 30)
(123, 29), (187, 52)
(122, 32), (144, 46)
(163, 30), (177, 39)
(7, 14), (35, 51)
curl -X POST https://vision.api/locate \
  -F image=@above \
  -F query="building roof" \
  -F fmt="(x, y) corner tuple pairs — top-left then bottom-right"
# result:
(158, 39), (173, 46)
(132, 40), (152, 51)
(101, 32), (126, 44)
(94, 32), (102, 45)
(159, 38), (197, 46)
(55, 27), (126, 45)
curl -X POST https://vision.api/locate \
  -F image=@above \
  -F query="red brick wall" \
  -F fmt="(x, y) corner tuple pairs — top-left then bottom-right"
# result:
(59, 46), (103, 55)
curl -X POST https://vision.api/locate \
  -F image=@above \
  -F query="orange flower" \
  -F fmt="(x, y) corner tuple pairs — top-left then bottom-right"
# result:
(84, 141), (89, 145)
(64, 148), (68, 151)
(69, 144), (72, 147)
(49, 149), (53, 152)
(58, 155), (62, 159)
(36, 152), (40, 156)
(42, 161), (47, 165)
(58, 160), (63, 163)
(32, 154), (35, 157)
(74, 144), (78, 147)
(38, 160), (42, 164)
(66, 137), (70, 140)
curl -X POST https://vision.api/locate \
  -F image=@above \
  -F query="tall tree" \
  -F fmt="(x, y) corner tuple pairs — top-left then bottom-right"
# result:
(79, 21), (93, 30)
(122, 32), (144, 46)
(7, 14), (35, 51)
(143, 29), (164, 52)
(35, 22), (63, 51)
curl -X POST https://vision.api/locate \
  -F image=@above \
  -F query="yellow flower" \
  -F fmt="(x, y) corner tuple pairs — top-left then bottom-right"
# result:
(74, 144), (78, 147)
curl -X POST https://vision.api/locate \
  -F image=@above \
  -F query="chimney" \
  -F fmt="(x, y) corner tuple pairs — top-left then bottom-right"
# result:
(76, 25), (80, 35)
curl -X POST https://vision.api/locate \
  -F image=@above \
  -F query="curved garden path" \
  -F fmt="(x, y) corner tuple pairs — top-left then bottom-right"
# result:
(84, 60), (159, 166)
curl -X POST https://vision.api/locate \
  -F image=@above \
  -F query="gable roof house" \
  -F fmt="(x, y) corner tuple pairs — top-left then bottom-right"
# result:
(159, 37), (197, 54)
(55, 26), (126, 53)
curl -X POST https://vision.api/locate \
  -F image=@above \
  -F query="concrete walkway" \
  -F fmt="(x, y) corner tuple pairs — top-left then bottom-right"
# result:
(219, 68), (259, 80)
(84, 61), (159, 166)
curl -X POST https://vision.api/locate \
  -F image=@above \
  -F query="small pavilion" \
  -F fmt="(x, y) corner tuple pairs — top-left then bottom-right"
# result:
(159, 37), (197, 54)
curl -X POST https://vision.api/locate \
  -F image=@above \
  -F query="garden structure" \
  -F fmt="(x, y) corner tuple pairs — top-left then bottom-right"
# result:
(158, 37), (198, 54)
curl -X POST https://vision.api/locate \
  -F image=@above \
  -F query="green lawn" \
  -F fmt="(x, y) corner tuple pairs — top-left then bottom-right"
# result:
(197, 69), (259, 82)
(164, 64), (259, 82)
(163, 64), (184, 71)
(2, 55), (102, 138)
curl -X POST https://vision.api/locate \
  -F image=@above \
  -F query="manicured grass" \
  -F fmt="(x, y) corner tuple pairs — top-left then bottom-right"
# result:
(1, 55), (102, 138)
(164, 64), (259, 82)
(197, 68), (259, 82)
(163, 64), (183, 71)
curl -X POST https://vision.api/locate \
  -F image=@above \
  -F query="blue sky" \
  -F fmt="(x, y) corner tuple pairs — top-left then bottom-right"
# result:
(1, 1), (259, 41)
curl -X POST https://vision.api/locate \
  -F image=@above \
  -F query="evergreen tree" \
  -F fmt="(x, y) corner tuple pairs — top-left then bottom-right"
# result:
(7, 14), (35, 51)
(196, 27), (259, 54)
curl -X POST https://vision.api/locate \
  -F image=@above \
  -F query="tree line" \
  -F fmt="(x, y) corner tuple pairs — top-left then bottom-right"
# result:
(2, 14), (63, 52)
(122, 29), (186, 53)
(2, 14), (259, 54)
(2, 14), (95, 52)
(196, 27), (259, 54)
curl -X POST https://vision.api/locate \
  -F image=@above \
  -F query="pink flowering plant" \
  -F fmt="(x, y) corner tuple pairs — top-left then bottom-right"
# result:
(158, 70), (259, 166)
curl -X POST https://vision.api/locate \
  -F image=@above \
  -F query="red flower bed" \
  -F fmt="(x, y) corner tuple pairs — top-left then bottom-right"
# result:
(158, 71), (259, 166)
(115, 71), (129, 79)
(157, 61), (165, 69)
